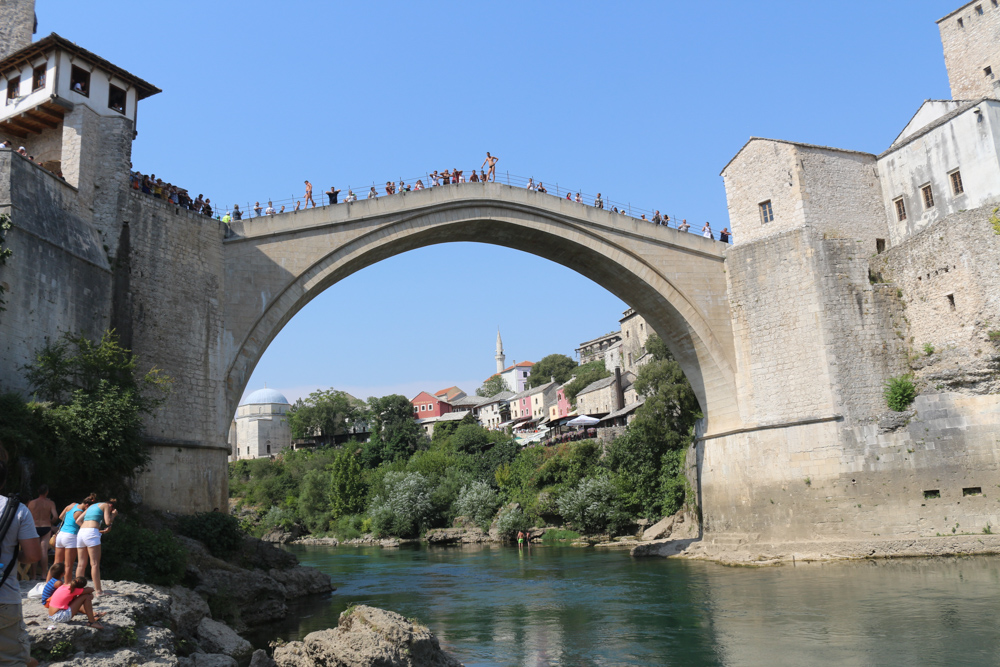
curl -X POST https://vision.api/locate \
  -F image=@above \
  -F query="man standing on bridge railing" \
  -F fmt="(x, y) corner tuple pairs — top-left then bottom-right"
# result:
(482, 152), (499, 182)
(304, 181), (316, 208)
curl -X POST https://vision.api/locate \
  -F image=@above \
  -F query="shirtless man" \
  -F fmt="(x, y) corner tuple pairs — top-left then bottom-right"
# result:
(28, 485), (58, 579)
(482, 152), (499, 182)
(304, 181), (316, 208)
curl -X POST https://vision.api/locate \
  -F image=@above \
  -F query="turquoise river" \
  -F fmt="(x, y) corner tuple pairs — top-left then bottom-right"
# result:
(252, 544), (1000, 666)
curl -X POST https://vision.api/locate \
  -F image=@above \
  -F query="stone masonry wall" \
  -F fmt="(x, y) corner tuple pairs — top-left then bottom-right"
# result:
(870, 203), (1000, 394)
(699, 392), (1000, 541)
(725, 228), (837, 425)
(939, 1), (1000, 100)
(0, 150), (112, 395)
(798, 147), (888, 254)
(722, 140), (805, 244)
(119, 192), (229, 511)
(815, 238), (909, 422)
(0, 0), (34, 60)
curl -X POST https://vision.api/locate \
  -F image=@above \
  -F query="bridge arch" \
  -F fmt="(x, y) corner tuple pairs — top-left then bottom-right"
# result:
(222, 184), (739, 436)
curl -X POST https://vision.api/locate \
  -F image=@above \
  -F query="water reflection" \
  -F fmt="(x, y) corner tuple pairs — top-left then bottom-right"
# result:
(251, 544), (1000, 666)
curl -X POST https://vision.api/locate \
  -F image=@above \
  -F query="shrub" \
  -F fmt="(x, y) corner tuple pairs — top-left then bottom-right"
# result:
(988, 330), (1000, 342)
(541, 529), (580, 544)
(331, 514), (368, 540)
(101, 516), (186, 586)
(922, 343), (934, 356)
(556, 476), (629, 535)
(453, 481), (501, 530)
(369, 472), (433, 538)
(177, 512), (245, 558)
(259, 506), (297, 534)
(884, 375), (917, 412)
(493, 504), (530, 539)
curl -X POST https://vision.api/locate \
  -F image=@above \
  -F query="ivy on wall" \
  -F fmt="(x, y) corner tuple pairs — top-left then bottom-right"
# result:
(990, 207), (1000, 236)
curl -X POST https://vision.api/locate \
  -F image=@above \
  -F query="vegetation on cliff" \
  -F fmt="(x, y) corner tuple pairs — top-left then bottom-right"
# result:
(0, 329), (171, 502)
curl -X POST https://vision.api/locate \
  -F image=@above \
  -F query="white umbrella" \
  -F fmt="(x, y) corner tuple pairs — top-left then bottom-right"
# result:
(567, 415), (600, 426)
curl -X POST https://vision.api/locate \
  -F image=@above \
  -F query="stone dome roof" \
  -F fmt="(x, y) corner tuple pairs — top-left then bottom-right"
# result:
(241, 387), (290, 406)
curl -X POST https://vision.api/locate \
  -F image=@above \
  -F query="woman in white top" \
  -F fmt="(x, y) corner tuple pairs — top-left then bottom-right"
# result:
(368, 187), (377, 199)
(702, 222), (713, 239)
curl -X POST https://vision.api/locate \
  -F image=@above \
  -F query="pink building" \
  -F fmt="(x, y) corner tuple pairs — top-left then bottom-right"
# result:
(411, 391), (452, 419)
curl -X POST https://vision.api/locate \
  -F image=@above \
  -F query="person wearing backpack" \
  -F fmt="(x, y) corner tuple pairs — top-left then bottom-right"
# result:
(0, 439), (42, 667)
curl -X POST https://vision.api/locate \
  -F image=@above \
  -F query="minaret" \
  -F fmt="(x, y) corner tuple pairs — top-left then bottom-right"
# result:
(495, 328), (506, 373)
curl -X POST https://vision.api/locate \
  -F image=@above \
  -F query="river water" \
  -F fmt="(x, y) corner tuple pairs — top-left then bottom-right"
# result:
(254, 544), (1000, 666)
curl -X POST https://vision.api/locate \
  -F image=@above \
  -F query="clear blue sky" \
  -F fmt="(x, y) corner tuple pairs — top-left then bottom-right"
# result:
(39, 1), (958, 405)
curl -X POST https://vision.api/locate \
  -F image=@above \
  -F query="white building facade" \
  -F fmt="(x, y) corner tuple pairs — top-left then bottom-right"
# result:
(231, 388), (292, 461)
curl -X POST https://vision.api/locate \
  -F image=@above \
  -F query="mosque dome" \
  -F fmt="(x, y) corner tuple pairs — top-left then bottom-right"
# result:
(241, 387), (290, 406)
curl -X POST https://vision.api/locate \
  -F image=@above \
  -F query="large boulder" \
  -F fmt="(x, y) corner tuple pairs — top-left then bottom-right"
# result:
(273, 605), (463, 667)
(240, 535), (299, 570)
(170, 585), (212, 637)
(194, 567), (289, 627)
(196, 617), (253, 663)
(250, 648), (278, 667)
(184, 654), (239, 667)
(641, 515), (674, 541)
(268, 566), (333, 599)
(23, 580), (173, 658)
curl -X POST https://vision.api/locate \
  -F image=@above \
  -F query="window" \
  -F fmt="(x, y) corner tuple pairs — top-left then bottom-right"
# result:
(976, 4), (984, 14)
(946, 294), (956, 311)
(958, 17), (964, 27)
(876, 238), (886, 254)
(70, 66), (90, 96)
(108, 84), (126, 114)
(994, 0), (998, 8)
(921, 184), (934, 209)
(759, 200), (774, 224)
(6, 76), (20, 104)
(893, 197), (906, 222)
(949, 170), (964, 195)
(986, 66), (995, 79)
(32, 65), (45, 91)
(266, 444), (271, 454)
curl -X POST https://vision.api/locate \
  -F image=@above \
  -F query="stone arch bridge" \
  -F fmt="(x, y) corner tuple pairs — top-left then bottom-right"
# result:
(220, 183), (737, 437)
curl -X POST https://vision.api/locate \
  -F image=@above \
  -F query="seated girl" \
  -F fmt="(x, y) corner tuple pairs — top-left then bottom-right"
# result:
(47, 577), (104, 628)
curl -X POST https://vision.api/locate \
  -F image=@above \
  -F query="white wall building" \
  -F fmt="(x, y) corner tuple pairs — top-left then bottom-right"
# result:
(231, 388), (292, 461)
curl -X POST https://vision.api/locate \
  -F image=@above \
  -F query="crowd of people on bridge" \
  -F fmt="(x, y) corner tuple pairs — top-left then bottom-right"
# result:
(123, 149), (731, 244)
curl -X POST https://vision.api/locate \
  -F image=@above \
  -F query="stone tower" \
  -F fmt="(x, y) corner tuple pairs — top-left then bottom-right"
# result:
(495, 328), (506, 373)
(938, 1), (1000, 100)
(0, 0), (35, 60)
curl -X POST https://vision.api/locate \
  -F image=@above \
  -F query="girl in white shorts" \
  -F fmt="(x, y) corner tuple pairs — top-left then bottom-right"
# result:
(75, 498), (117, 595)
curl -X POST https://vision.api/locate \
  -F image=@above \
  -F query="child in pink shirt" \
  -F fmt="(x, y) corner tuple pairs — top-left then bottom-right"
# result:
(47, 577), (103, 628)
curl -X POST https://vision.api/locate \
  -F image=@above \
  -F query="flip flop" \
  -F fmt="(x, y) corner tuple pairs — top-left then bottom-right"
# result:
(88, 621), (104, 629)
(93, 612), (107, 619)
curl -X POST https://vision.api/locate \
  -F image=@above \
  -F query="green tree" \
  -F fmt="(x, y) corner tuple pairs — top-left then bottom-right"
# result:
(288, 388), (364, 440)
(364, 394), (426, 467)
(328, 449), (366, 518)
(298, 469), (331, 532)
(527, 354), (577, 388)
(476, 374), (511, 398)
(2, 330), (171, 502)
(562, 360), (610, 406)
(606, 334), (700, 518)
(24, 330), (171, 410)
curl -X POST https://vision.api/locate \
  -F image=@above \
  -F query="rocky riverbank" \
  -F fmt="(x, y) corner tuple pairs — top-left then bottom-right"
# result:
(25, 531), (332, 665)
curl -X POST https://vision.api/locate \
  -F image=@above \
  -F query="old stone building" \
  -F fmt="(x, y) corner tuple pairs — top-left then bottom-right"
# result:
(938, 1), (1000, 100)
(230, 388), (292, 461)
